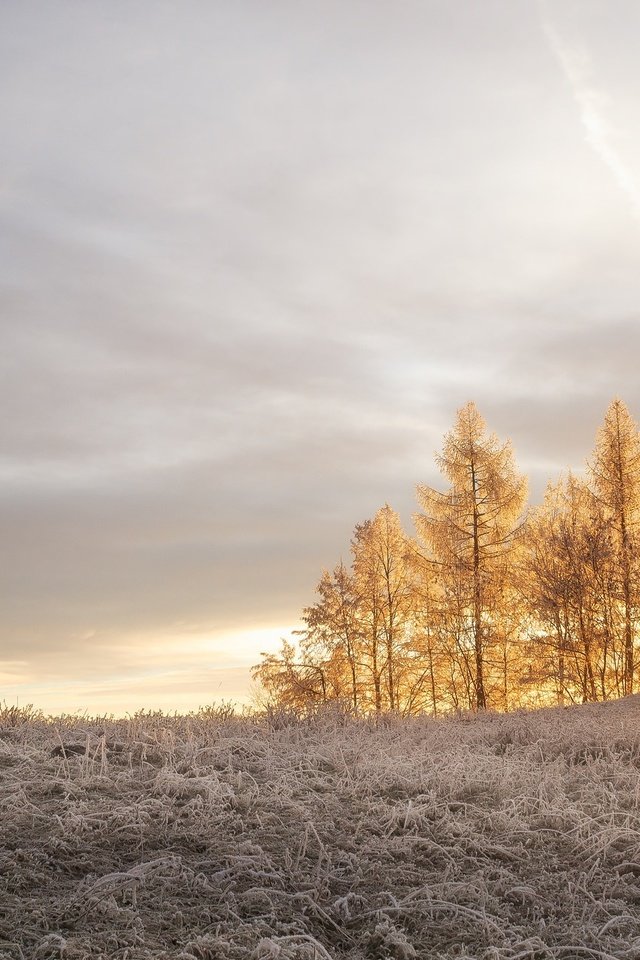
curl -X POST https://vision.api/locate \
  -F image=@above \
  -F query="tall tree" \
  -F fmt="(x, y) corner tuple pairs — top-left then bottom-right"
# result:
(406, 545), (450, 715)
(416, 402), (527, 709)
(352, 505), (415, 712)
(524, 474), (617, 704)
(589, 399), (640, 695)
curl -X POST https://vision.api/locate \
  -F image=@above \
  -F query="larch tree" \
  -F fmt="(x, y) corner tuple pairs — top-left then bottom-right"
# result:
(406, 544), (449, 715)
(524, 474), (616, 704)
(588, 398), (640, 695)
(351, 518), (385, 712)
(415, 402), (527, 710)
(351, 505), (415, 712)
(301, 562), (361, 713)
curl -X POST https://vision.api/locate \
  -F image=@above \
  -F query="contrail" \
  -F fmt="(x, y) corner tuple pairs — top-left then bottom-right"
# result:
(540, 3), (640, 219)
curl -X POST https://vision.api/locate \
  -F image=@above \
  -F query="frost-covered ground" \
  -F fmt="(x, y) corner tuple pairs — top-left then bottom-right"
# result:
(3, 700), (640, 959)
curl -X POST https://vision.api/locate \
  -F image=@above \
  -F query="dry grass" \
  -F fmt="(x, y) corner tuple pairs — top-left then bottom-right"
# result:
(3, 698), (640, 958)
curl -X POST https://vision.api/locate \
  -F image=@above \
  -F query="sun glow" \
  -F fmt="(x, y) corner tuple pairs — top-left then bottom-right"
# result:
(4, 625), (298, 717)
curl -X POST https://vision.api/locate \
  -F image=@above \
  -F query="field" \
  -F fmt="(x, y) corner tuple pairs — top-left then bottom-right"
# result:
(3, 700), (640, 959)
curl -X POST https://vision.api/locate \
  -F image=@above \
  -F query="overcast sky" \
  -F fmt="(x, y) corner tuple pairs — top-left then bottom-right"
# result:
(2, 0), (640, 713)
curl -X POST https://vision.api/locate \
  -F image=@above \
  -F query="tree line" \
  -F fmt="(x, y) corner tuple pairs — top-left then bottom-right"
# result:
(253, 399), (640, 714)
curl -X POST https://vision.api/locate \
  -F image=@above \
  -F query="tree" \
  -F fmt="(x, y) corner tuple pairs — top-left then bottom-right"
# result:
(415, 402), (527, 709)
(406, 544), (450, 715)
(251, 639), (328, 713)
(589, 398), (640, 695)
(302, 563), (361, 713)
(524, 474), (617, 704)
(351, 505), (415, 712)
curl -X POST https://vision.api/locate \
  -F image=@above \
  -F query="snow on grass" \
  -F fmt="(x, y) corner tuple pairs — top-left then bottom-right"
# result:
(2, 699), (640, 958)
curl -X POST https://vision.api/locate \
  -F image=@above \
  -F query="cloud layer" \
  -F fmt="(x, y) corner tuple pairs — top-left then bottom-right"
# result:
(2, 1), (640, 712)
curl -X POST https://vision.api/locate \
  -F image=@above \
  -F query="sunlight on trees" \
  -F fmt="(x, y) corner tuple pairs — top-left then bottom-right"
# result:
(415, 402), (527, 710)
(590, 398), (640, 695)
(253, 399), (640, 714)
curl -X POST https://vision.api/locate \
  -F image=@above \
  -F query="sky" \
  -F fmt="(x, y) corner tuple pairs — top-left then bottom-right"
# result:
(2, 0), (640, 715)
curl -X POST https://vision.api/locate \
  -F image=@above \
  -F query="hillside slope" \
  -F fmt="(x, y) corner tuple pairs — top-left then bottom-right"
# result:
(3, 699), (640, 959)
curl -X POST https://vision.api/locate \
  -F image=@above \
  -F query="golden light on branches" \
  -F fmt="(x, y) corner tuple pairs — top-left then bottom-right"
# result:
(253, 399), (640, 715)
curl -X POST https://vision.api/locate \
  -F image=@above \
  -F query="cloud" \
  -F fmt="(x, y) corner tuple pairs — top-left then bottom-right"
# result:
(2, 1), (640, 711)
(541, 2), (640, 219)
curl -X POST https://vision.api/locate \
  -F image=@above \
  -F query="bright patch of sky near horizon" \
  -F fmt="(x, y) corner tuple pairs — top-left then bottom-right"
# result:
(2, 0), (640, 714)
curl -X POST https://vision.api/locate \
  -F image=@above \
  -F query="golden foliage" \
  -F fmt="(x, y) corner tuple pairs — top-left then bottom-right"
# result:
(253, 398), (640, 714)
